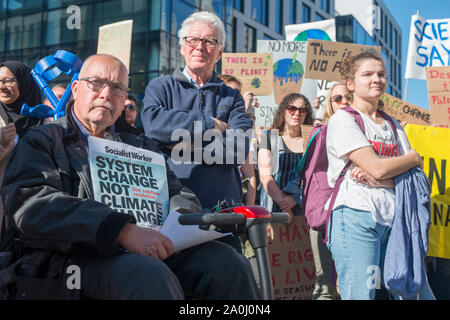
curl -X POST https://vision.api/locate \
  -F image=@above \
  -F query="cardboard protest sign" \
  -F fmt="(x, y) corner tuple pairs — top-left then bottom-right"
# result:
(221, 53), (273, 96)
(305, 39), (381, 81)
(301, 125), (314, 151)
(314, 80), (338, 119)
(89, 136), (169, 229)
(380, 93), (431, 126)
(255, 40), (318, 127)
(97, 20), (133, 71)
(405, 124), (450, 259)
(285, 19), (336, 42)
(426, 66), (450, 128)
(405, 14), (450, 80)
(268, 215), (316, 300)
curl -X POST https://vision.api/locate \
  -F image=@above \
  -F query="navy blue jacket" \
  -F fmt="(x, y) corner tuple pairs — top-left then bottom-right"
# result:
(383, 167), (431, 299)
(141, 68), (253, 208)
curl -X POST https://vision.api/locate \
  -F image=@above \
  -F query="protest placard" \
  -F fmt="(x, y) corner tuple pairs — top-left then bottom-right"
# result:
(221, 53), (273, 96)
(426, 66), (450, 128)
(305, 39), (381, 81)
(405, 14), (450, 80)
(89, 136), (169, 229)
(405, 124), (450, 259)
(301, 125), (314, 151)
(97, 20), (133, 71)
(268, 215), (316, 300)
(380, 93), (431, 126)
(285, 19), (336, 42)
(255, 40), (318, 127)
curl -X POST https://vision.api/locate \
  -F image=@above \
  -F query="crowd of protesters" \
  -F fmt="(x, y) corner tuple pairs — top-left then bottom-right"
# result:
(0, 10), (448, 300)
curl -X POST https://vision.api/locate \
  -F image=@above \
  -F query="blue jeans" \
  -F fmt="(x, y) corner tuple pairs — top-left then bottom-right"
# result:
(327, 206), (391, 300)
(327, 206), (435, 300)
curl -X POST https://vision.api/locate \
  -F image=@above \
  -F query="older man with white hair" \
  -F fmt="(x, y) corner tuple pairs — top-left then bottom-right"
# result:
(142, 11), (254, 252)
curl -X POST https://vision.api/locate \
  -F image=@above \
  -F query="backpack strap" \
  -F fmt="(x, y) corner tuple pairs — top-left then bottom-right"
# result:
(341, 106), (366, 134)
(377, 110), (399, 139)
(323, 160), (353, 243)
(296, 126), (322, 175)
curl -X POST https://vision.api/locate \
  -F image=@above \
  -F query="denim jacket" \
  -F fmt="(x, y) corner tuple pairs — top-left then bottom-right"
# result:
(383, 167), (431, 299)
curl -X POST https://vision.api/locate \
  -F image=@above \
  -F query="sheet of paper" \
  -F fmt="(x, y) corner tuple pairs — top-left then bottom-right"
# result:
(160, 210), (229, 252)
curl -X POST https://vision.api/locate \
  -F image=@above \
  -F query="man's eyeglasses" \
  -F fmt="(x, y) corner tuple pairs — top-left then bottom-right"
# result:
(79, 77), (127, 97)
(125, 104), (137, 111)
(183, 36), (219, 49)
(332, 94), (352, 105)
(287, 106), (308, 115)
(0, 77), (17, 87)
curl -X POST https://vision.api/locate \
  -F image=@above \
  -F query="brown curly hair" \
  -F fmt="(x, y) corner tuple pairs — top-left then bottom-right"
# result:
(340, 51), (386, 83)
(271, 93), (313, 134)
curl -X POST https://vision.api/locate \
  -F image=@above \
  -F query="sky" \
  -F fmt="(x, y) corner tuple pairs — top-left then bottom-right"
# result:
(383, 0), (450, 110)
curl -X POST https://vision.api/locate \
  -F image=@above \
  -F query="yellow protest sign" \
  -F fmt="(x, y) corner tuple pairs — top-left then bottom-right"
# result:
(405, 124), (450, 259)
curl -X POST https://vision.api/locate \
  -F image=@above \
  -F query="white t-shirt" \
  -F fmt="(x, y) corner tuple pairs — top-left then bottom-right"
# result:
(326, 109), (411, 227)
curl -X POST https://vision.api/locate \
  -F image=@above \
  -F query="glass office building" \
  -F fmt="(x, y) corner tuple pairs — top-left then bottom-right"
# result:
(0, 0), (334, 99)
(335, 0), (402, 98)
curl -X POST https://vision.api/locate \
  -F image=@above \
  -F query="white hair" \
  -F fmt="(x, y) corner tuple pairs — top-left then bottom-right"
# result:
(178, 11), (226, 49)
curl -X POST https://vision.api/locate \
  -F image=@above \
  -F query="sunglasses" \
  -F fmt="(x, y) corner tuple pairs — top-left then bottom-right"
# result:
(125, 104), (137, 111)
(331, 94), (352, 104)
(287, 106), (308, 115)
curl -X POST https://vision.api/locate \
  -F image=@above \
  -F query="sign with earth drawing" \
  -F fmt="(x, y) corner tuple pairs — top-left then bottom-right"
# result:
(285, 19), (336, 42)
(255, 40), (317, 127)
(221, 53), (273, 96)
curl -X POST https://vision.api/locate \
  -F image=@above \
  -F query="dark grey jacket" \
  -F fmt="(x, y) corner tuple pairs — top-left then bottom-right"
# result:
(0, 107), (202, 298)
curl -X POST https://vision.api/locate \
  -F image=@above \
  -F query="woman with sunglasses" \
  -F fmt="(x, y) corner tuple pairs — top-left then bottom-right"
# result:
(258, 93), (313, 225)
(323, 83), (352, 122)
(123, 95), (139, 127)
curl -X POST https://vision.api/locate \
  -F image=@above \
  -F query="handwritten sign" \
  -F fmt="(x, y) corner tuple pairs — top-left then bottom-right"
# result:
(268, 215), (316, 300)
(405, 14), (450, 80)
(426, 66), (450, 128)
(305, 39), (381, 81)
(97, 20), (133, 71)
(380, 93), (431, 126)
(221, 53), (273, 96)
(255, 40), (320, 126)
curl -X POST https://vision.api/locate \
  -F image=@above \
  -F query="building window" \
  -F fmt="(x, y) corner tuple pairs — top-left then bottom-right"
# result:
(302, 4), (311, 23)
(275, 0), (283, 34)
(233, 0), (243, 11)
(315, 13), (324, 21)
(320, 0), (329, 13)
(394, 29), (398, 56)
(289, 0), (296, 24)
(6, 15), (22, 51)
(244, 24), (256, 52)
(389, 22), (393, 48)
(8, 0), (42, 14)
(171, 0), (196, 34)
(251, 0), (268, 26)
